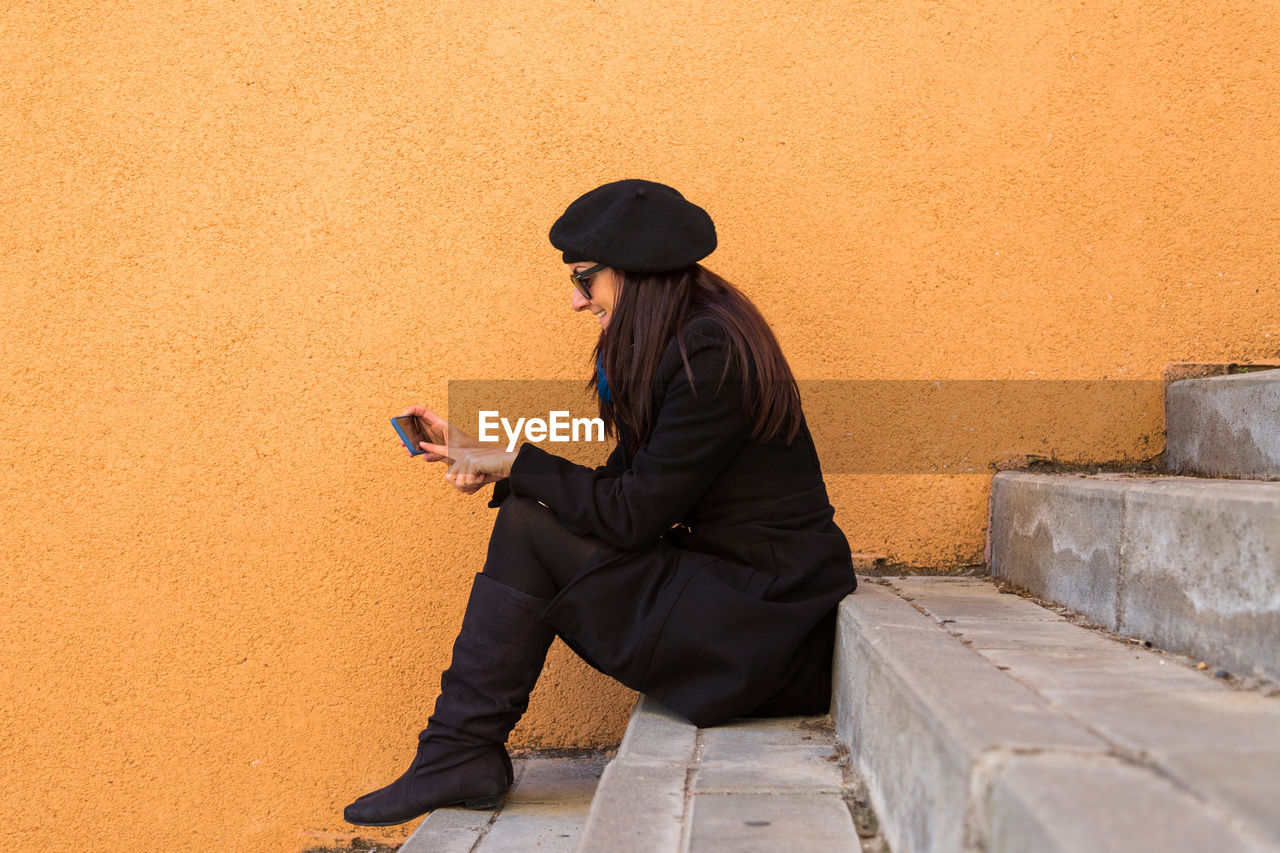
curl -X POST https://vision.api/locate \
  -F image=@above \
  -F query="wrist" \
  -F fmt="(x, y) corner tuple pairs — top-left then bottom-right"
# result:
(501, 447), (523, 478)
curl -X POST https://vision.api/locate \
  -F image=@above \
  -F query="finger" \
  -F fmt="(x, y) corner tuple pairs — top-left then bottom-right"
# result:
(424, 417), (453, 444)
(402, 405), (434, 418)
(418, 408), (449, 431)
(402, 406), (444, 434)
(421, 441), (452, 458)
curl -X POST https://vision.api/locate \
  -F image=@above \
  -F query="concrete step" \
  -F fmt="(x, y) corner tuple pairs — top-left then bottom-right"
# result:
(988, 471), (1280, 684)
(834, 577), (1280, 853)
(1166, 370), (1280, 480)
(400, 755), (606, 853)
(576, 696), (872, 852)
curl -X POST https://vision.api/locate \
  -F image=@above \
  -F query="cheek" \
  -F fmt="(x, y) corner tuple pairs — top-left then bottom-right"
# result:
(601, 278), (621, 309)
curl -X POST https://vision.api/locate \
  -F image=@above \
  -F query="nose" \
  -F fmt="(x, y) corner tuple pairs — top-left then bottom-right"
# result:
(570, 287), (591, 311)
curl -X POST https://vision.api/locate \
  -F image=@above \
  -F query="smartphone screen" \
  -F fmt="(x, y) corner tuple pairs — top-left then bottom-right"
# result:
(392, 415), (431, 455)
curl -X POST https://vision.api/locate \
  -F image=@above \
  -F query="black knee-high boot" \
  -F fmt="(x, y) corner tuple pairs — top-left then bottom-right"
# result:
(344, 573), (556, 826)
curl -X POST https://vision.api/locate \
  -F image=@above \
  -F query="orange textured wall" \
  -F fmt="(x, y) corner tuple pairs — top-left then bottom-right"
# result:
(3, 0), (1279, 849)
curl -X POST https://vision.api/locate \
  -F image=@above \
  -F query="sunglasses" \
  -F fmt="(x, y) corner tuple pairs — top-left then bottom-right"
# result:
(569, 263), (607, 300)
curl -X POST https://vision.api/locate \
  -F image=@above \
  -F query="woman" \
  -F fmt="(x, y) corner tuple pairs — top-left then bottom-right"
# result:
(344, 179), (856, 827)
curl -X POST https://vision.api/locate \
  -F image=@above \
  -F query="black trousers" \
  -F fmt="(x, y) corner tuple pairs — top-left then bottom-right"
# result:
(479, 494), (833, 719)
(481, 495), (606, 600)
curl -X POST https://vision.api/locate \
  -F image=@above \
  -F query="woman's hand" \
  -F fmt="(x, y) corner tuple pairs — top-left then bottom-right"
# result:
(431, 444), (518, 493)
(401, 405), (517, 494)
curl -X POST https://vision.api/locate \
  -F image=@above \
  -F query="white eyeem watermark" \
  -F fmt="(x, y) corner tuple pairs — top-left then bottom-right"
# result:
(478, 410), (606, 452)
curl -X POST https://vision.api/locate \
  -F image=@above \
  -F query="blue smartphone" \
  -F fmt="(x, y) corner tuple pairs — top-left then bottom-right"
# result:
(391, 414), (431, 456)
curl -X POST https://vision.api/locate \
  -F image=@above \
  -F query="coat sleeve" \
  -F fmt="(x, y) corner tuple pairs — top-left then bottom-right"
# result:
(507, 325), (751, 549)
(488, 418), (627, 508)
(487, 478), (513, 508)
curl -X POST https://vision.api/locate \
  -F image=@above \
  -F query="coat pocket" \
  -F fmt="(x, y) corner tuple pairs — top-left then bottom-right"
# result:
(745, 538), (779, 598)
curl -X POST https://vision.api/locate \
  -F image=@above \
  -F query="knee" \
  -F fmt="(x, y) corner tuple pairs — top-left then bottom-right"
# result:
(493, 494), (556, 540)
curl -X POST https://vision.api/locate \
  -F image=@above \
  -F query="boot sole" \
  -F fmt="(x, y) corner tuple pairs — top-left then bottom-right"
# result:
(344, 794), (506, 826)
(462, 794), (505, 810)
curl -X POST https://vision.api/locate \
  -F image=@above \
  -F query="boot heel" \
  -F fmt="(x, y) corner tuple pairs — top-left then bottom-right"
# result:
(462, 794), (504, 810)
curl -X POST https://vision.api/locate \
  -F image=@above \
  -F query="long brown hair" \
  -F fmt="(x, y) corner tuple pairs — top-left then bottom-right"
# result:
(590, 265), (803, 453)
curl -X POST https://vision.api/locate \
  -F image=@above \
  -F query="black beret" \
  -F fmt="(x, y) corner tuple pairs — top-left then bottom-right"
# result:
(550, 179), (717, 273)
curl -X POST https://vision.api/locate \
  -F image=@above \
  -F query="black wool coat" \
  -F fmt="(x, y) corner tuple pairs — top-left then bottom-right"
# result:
(490, 315), (856, 727)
